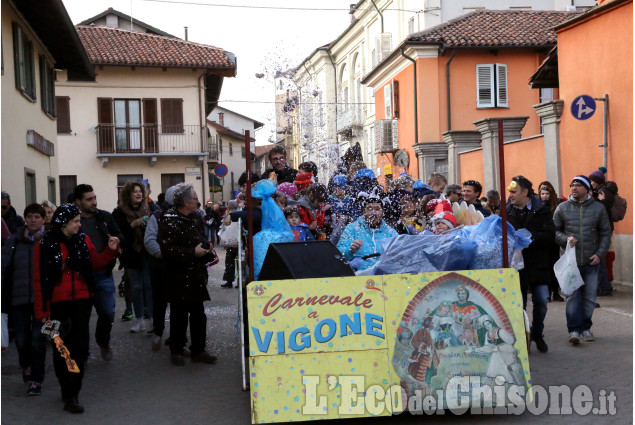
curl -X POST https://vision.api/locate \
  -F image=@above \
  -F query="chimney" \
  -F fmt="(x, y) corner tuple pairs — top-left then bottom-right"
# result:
(184, 26), (188, 41)
(218, 112), (224, 127)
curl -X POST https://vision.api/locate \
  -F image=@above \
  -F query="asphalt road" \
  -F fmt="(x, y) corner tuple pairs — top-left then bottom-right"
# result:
(1, 249), (632, 425)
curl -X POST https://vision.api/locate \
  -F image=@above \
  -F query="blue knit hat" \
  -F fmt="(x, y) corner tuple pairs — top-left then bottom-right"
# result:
(332, 175), (348, 188)
(571, 175), (592, 192)
(354, 168), (376, 179)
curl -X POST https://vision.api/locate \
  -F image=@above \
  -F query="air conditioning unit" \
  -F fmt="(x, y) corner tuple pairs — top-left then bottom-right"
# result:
(375, 119), (398, 152)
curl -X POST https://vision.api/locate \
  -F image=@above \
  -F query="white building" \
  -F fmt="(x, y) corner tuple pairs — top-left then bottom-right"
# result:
(1, 0), (95, 210)
(291, 0), (595, 181)
(55, 9), (236, 210)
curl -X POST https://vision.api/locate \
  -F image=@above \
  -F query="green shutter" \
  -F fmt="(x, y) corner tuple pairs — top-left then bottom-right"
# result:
(12, 22), (22, 90)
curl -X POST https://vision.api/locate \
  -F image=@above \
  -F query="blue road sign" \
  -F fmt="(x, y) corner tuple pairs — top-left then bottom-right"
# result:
(571, 95), (596, 120)
(214, 163), (228, 177)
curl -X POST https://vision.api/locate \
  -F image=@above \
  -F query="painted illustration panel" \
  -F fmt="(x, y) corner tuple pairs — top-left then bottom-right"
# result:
(383, 270), (530, 409)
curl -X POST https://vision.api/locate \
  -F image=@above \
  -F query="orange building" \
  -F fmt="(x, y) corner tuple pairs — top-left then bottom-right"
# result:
(530, 0), (632, 282)
(362, 10), (579, 189)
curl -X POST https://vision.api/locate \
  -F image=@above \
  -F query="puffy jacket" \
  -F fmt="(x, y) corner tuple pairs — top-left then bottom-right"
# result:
(553, 195), (612, 266)
(1, 226), (44, 312)
(337, 216), (398, 271)
(506, 197), (555, 286)
(33, 235), (118, 320)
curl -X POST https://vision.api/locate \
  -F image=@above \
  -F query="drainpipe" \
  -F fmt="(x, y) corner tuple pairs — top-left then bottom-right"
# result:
(370, 0), (384, 33)
(445, 50), (456, 131)
(400, 48), (417, 145)
(198, 72), (208, 202)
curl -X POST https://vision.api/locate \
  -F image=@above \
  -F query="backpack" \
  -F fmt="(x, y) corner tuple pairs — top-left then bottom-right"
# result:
(611, 195), (627, 222)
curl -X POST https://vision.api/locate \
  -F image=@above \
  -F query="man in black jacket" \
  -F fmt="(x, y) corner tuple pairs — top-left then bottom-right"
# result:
(73, 184), (122, 361)
(260, 146), (298, 184)
(506, 176), (555, 353)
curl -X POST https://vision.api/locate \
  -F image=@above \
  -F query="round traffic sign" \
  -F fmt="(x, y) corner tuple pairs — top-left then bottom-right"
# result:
(571, 95), (596, 120)
(214, 163), (228, 177)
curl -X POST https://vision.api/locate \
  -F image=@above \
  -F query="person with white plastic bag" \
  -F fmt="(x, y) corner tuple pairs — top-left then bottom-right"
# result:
(553, 175), (611, 346)
(553, 244), (585, 296)
(219, 200), (240, 288)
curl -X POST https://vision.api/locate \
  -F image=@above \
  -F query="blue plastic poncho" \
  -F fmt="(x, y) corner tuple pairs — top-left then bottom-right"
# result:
(251, 179), (294, 280)
(461, 215), (532, 270)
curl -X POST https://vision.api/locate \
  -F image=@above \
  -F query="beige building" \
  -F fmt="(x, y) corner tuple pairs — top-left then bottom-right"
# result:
(207, 106), (263, 203)
(55, 9), (236, 210)
(1, 0), (94, 211)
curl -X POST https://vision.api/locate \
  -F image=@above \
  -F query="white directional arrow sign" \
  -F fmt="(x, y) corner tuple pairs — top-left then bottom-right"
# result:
(571, 95), (597, 120)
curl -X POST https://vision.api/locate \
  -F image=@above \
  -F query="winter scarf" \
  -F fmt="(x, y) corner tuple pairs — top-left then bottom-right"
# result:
(39, 204), (93, 310)
(119, 201), (150, 253)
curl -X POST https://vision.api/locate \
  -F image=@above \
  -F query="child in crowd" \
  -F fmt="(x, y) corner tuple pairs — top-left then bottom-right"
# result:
(396, 195), (423, 235)
(274, 182), (298, 210)
(327, 175), (353, 244)
(432, 211), (457, 234)
(294, 172), (315, 198)
(284, 206), (315, 242)
(298, 161), (319, 182)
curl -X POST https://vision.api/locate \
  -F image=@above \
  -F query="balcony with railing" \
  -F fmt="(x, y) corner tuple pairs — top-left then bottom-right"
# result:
(336, 104), (363, 137)
(96, 124), (211, 156)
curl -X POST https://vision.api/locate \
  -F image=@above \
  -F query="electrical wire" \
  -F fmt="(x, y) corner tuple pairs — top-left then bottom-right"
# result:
(140, 0), (423, 13)
(219, 100), (375, 105)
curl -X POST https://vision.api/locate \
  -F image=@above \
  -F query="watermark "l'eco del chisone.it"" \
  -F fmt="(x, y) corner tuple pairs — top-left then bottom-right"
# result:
(301, 375), (617, 416)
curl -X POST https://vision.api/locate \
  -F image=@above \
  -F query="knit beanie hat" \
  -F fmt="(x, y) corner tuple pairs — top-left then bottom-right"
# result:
(331, 175), (348, 188)
(425, 199), (440, 212)
(432, 211), (457, 229)
(276, 182), (298, 199)
(294, 172), (314, 191)
(571, 175), (592, 191)
(434, 200), (453, 215)
(589, 167), (607, 185)
(52, 203), (81, 229)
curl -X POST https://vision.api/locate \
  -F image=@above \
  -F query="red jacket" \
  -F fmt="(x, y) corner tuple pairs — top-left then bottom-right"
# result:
(34, 234), (118, 320)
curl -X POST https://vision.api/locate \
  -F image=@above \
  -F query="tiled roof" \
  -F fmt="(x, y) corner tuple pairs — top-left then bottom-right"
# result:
(407, 10), (583, 48)
(255, 144), (275, 157)
(76, 25), (236, 73)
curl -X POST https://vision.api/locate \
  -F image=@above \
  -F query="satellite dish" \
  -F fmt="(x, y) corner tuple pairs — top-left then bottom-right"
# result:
(394, 150), (409, 168)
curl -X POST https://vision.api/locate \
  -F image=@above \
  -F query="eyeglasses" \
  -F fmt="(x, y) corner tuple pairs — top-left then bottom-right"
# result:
(271, 156), (286, 162)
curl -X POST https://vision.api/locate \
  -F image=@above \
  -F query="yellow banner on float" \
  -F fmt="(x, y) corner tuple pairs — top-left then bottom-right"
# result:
(248, 270), (531, 423)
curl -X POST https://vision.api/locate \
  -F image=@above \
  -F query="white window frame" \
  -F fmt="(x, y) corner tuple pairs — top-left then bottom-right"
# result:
(476, 63), (508, 108)
(384, 84), (392, 119)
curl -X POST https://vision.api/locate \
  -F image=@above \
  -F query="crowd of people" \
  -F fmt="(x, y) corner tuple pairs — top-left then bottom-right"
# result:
(0, 143), (624, 414)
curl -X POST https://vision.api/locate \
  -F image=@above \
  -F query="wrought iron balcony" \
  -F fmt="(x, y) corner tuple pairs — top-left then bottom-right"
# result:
(96, 124), (211, 155)
(336, 105), (363, 137)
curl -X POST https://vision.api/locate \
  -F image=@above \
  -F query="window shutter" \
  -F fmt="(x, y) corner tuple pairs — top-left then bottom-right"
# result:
(25, 41), (35, 99)
(496, 63), (508, 107)
(56, 97), (71, 133)
(393, 80), (400, 119)
(143, 98), (158, 153)
(39, 55), (46, 112)
(476, 64), (494, 108)
(97, 98), (114, 153)
(12, 22), (25, 91)
(160, 98), (184, 133)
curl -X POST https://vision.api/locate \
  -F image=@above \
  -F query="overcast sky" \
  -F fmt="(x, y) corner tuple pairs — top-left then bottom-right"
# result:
(61, 0), (352, 145)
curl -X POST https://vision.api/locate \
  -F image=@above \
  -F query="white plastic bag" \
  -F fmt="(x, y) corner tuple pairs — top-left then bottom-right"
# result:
(219, 221), (239, 248)
(553, 244), (584, 296)
(1, 313), (8, 351)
